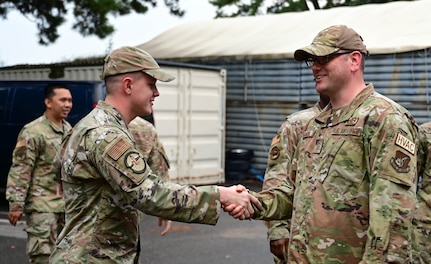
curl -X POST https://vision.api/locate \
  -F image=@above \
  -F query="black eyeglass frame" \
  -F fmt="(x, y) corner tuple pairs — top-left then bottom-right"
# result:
(304, 51), (354, 68)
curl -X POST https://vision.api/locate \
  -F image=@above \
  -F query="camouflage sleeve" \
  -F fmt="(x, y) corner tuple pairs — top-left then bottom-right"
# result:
(6, 129), (39, 212)
(145, 133), (170, 181)
(91, 131), (221, 225)
(129, 119), (170, 181)
(251, 177), (294, 221)
(417, 124), (431, 207)
(412, 123), (431, 262)
(262, 121), (295, 240)
(363, 112), (418, 262)
(417, 125), (428, 177)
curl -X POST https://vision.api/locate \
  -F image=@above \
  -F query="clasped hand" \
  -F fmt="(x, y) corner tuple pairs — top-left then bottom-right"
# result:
(219, 185), (263, 220)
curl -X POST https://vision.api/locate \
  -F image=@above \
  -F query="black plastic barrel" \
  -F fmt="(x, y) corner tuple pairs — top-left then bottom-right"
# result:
(225, 149), (254, 181)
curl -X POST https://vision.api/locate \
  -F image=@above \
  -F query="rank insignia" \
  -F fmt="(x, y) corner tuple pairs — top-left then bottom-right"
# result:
(124, 151), (147, 173)
(390, 150), (411, 173)
(346, 117), (359, 126)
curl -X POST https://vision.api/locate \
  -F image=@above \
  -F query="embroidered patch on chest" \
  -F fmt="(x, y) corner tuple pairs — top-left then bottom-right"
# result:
(395, 132), (415, 155)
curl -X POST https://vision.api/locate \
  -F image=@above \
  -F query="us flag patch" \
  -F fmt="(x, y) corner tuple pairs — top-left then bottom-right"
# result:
(107, 138), (130, 160)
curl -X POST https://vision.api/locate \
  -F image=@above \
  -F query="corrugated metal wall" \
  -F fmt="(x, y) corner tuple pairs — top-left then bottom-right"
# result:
(0, 66), (102, 81)
(197, 48), (431, 174)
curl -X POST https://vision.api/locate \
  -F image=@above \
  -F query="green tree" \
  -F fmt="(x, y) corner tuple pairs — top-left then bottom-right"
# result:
(209, 0), (414, 17)
(0, 0), (184, 45)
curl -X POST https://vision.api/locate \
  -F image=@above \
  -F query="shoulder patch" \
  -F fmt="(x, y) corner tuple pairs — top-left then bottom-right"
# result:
(269, 146), (280, 160)
(390, 150), (411, 173)
(15, 140), (26, 148)
(271, 135), (280, 146)
(395, 132), (415, 155)
(107, 138), (130, 161)
(124, 151), (147, 173)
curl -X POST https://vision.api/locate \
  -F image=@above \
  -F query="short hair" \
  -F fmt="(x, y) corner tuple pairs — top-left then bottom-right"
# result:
(44, 83), (70, 99)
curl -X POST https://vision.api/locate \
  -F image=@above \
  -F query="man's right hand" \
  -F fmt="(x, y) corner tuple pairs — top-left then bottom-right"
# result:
(8, 211), (23, 226)
(270, 238), (289, 262)
(219, 185), (263, 219)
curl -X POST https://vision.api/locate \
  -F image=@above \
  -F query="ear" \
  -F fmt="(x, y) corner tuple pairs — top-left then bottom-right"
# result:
(122, 77), (133, 95)
(350, 51), (362, 72)
(44, 97), (51, 109)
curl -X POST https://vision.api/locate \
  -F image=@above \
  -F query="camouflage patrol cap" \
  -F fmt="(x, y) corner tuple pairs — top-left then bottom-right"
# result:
(100, 46), (175, 82)
(294, 25), (369, 61)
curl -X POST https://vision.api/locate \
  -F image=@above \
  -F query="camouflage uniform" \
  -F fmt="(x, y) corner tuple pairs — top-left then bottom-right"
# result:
(129, 116), (170, 181)
(262, 104), (322, 264)
(129, 116), (171, 259)
(6, 113), (71, 263)
(50, 101), (221, 263)
(252, 84), (418, 263)
(412, 122), (431, 264)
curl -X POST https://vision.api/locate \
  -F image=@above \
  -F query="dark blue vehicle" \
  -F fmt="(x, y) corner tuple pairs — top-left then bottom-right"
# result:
(0, 80), (105, 200)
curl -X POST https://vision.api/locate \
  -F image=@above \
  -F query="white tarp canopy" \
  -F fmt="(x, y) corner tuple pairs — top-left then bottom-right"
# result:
(138, 0), (431, 61)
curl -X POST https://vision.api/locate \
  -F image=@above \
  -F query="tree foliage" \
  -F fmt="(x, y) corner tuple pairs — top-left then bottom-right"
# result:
(0, 0), (184, 45)
(209, 0), (414, 17)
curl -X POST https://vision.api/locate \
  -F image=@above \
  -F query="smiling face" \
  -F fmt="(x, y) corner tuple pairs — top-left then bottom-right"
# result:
(308, 50), (365, 109)
(45, 87), (73, 124)
(130, 72), (160, 117)
(311, 51), (353, 97)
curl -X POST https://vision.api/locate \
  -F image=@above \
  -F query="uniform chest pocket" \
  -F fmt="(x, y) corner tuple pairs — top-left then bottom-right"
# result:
(44, 134), (62, 151)
(316, 127), (367, 197)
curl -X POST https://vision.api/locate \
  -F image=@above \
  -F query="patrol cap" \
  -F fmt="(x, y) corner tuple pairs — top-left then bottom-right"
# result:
(294, 25), (369, 61)
(100, 46), (175, 82)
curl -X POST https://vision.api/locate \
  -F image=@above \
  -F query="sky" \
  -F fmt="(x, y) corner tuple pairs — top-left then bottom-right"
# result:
(0, 0), (216, 67)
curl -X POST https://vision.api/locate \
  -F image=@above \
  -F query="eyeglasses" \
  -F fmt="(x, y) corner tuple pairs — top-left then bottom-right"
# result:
(304, 51), (353, 68)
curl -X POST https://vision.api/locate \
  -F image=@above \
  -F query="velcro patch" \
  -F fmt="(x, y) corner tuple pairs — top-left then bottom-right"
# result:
(390, 150), (411, 173)
(15, 140), (26, 148)
(270, 146), (280, 160)
(124, 151), (147, 173)
(395, 132), (415, 155)
(271, 135), (280, 146)
(107, 138), (130, 161)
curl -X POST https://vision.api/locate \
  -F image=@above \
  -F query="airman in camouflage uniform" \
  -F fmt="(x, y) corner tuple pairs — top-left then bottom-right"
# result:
(49, 46), (261, 263)
(228, 25), (418, 263)
(262, 96), (329, 264)
(129, 116), (172, 235)
(129, 116), (170, 181)
(412, 122), (431, 264)
(6, 83), (72, 264)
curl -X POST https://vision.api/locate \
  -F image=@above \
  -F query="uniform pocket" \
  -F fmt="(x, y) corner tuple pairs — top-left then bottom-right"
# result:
(316, 127), (366, 196)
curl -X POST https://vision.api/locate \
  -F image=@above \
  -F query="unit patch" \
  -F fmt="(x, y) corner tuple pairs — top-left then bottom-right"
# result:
(395, 132), (415, 155)
(390, 150), (411, 173)
(124, 151), (147, 173)
(270, 146), (280, 160)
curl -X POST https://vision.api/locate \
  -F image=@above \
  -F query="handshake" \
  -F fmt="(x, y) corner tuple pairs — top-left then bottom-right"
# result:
(219, 185), (263, 220)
